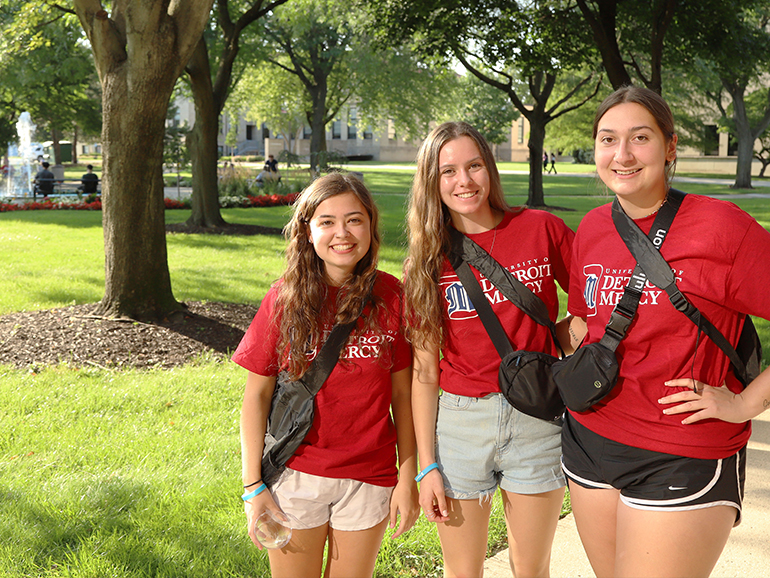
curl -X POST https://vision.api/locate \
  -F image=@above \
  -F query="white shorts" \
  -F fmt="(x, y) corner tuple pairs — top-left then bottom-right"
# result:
(270, 468), (393, 531)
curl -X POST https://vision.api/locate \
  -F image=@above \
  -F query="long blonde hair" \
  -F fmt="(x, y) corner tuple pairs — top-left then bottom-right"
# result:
(277, 172), (383, 379)
(404, 122), (509, 348)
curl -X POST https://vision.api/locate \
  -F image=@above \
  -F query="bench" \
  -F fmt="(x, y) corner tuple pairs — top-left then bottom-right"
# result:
(33, 179), (101, 199)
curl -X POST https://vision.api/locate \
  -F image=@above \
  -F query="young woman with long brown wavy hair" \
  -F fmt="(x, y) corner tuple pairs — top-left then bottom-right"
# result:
(234, 172), (418, 578)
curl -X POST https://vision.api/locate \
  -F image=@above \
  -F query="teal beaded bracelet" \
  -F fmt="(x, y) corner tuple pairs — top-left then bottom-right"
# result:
(241, 483), (267, 501)
(414, 462), (439, 482)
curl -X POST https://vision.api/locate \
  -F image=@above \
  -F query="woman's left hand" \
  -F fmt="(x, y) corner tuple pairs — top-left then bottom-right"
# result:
(388, 476), (420, 539)
(659, 379), (750, 424)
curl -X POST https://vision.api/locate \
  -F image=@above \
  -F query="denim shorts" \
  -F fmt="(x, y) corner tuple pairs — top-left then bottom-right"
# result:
(435, 392), (565, 500)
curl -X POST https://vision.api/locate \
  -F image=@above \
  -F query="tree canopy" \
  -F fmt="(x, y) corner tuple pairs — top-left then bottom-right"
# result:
(360, 0), (601, 206)
(0, 2), (100, 156)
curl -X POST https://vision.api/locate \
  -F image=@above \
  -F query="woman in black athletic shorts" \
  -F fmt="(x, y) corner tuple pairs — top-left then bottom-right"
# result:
(561, 85), (770, 578)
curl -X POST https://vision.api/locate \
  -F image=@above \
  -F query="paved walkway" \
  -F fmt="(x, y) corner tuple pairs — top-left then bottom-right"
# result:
(483, 410), (770, 578)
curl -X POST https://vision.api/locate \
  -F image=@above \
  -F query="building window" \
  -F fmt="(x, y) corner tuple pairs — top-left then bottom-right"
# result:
(517, 118), (525, 144)
(332, 120), (342, 139)
(348, 108), (358, 140)
(246, 124), (255, 140)
(703, 125), (719, 156)
(303, 126), (312, 140)
(363, 129), (373, 140)
(387, 120), (396, 141)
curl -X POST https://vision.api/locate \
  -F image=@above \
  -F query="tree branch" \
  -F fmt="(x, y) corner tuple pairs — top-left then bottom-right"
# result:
(548, 76), (603, 121)
(453, 49), (530, 117)
(72, 1), (127, 78)
(169, 0), (216, 61)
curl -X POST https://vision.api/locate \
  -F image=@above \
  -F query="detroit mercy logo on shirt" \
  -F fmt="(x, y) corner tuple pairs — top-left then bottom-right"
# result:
(441, 257), (554, 320)
(582, 262), (683, 317)
(305, 328), (398, 361)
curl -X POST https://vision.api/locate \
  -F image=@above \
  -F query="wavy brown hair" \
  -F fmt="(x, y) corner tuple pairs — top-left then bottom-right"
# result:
(276, 172), (384, 379)
(404, 121), (509, 349)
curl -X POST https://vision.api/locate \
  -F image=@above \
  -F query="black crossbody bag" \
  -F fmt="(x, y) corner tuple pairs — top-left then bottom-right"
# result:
(553, 189), (762, 413)
(552, 191), (683, 411)
(262, 320), (356, 488)
(611, 191), (761, 387)
(448, 228), (565, 423)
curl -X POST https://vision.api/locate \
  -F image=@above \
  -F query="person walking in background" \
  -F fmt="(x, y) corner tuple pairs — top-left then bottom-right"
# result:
(404, 121), (580, 577)
(235, 172), (418, 578)
(543, 150), (549, 172)
(561, 85), (770, 578)
(548, 152), (557, 174)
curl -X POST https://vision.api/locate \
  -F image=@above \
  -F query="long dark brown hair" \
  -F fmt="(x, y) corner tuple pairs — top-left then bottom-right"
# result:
(276, 172), (384, 379)
(404, 121), (509, 349)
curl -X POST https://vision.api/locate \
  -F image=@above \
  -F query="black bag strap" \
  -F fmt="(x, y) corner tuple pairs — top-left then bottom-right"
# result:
(597, 190), (682, 352)
(451, 254), (515, 361)
(301, 320), (357, 395)
(447, 227), (562, 359)
(611, 189), (752, 384)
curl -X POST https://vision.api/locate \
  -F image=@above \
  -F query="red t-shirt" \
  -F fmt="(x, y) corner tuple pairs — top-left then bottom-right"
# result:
(567, 194), (770, 459)
(439, 208), (574, 398)
(232, 271), (412, 486)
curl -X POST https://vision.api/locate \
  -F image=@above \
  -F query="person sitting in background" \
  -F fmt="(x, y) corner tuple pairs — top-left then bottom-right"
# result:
(256, 154), (281, 187)
(33, 161), (55, 199)
(79, 165), (99, 196)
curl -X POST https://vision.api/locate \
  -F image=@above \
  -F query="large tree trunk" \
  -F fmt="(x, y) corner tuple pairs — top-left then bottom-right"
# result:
(574, 0), (632, 90)
(72, 124), (79, 165)
(729, 86), (754, 189)
(526, 116), (546, 207)
(307, 82), (328, 171)
(98, 72), (180, 319)
(186, 39), (226, 228)
(74, 1), (215, 321)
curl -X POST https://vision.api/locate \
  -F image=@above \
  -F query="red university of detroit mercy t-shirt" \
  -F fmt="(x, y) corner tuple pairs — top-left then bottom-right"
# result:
(438, 208), (574, 398)
(567, 194), (770, 459)
(232, 271), (412, 487)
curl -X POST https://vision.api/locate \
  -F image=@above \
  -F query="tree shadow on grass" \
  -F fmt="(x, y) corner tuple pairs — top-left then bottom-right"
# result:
(2, 478), (270, 577)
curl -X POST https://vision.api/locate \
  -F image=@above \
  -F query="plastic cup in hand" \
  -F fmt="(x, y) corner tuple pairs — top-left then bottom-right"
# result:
(255, 509), (292, 549)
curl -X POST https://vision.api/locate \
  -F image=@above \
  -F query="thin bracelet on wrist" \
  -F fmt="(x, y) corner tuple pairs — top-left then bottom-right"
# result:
(242, 483), (268, 501)
(244, 479), (263, 489)
(415, 462), (439, 482)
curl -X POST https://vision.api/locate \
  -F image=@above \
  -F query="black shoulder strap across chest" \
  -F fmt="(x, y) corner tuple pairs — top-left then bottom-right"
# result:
(611, 189), (759, 385)
(447, 227), (562, 358)
(302, 320), (357, 394)
(596, 190), (683, 354)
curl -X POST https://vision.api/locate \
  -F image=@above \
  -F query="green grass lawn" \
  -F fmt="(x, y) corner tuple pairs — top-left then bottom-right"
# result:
(1, 169), (768, 577)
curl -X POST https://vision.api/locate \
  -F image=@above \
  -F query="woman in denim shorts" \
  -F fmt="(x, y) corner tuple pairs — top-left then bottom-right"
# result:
(404, 122), (581, 577)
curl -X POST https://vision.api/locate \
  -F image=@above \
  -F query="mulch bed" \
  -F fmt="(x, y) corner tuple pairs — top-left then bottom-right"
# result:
(0, 301), (259, 371)
(165, 223), (284, 236)
(0, 224), (287, 371)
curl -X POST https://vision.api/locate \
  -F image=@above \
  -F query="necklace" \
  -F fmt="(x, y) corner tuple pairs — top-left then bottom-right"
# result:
(489, 225), (497, 256)
(646, 193), (669, 217)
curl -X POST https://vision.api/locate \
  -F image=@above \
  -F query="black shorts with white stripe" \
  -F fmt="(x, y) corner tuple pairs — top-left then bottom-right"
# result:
(561, 412), (745, 525)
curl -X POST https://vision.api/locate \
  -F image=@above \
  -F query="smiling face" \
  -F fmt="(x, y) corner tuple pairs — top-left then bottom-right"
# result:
(438, 136), (496, 233)
(594, 102), (677, 214)
(307, 191), (372, 286)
